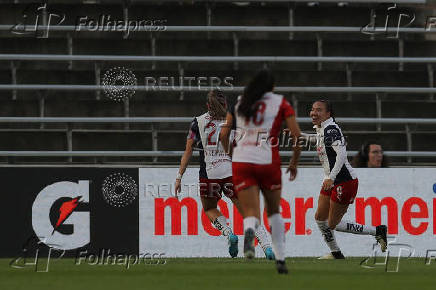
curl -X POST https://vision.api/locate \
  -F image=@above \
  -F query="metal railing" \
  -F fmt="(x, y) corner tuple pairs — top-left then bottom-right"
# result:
(0, 84), (436, 94)
(0, 151), (434, 158)
(0, 25), (432, 33)
(0, 117), (434, 161)
(1, 54), (436, 63)
(0, 117), (435, 124)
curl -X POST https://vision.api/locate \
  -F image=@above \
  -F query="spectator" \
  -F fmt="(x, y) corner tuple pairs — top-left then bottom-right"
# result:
(352, 141), (389, 168)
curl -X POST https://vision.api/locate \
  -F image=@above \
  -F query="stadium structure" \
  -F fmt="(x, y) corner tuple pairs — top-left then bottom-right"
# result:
(0, 1), (435, 289)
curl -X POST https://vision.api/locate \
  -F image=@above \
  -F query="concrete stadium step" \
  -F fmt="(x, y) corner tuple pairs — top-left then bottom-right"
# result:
(0, 131), (66, 150)
(0, 38), (68, 54)
(343, 132), (408, 151)
(381, 101), (436, 118)
(72, 131), (152, 150)
(412, 133), (436, 151)
(15, 69), (94, 84)
(0, 98), (39, 117)
(352, 71), (429, 87)
(45, 98), (126, 117)
(296, 100), (377, 118)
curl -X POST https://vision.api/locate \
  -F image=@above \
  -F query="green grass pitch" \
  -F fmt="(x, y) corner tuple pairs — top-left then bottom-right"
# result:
(1, 258), (434, 290)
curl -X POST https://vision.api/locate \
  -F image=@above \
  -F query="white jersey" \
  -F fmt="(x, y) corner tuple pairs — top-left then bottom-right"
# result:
(188, 112), (232, 179)
(314, 117), (357, 184)
(230, 92), (295, 165)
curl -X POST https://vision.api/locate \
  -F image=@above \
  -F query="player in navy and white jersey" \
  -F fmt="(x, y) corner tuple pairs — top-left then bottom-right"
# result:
(220, 70), (302, 274)
(175, 89), (275, 259)
(310, 100), (388, 259)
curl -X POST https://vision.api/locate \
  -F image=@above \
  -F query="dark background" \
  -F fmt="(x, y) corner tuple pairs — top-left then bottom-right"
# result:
(0, 167), (139, 257)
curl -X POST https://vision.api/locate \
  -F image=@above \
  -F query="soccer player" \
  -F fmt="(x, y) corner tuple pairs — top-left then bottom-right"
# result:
(175, 89), (275, 259)
(310, 100), (388, 259)
(220, 70), (302, 274)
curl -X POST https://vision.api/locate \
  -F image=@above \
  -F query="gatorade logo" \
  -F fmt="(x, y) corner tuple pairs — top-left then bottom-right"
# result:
(32, 181), (90, 250)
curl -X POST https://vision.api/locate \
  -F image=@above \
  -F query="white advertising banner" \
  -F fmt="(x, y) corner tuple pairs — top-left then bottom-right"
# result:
(139, 168), (436, 257)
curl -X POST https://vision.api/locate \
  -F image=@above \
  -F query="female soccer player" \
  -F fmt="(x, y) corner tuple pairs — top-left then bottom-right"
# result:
(310, 100), (388, 259)
(175, 89), (275, 259)
(220, 70), (302, 274)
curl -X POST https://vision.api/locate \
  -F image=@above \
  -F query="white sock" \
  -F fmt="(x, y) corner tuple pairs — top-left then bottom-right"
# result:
(334, 220), (376, 235)
(213, 215), (233, 237)
(269, 213), (285, 261)
(255, 225), (272, 251)
(243, 216), (259, 233)
(316, 220), (340, 252)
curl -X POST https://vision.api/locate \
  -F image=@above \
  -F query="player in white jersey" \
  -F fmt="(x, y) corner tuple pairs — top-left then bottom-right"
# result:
(220, 71), (302, 274)
(310, 100), (388, 259)
(175, 89), (275, 259)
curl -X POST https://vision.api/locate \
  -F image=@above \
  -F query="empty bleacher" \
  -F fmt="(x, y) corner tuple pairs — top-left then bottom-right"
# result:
(0, 0), (435, 165)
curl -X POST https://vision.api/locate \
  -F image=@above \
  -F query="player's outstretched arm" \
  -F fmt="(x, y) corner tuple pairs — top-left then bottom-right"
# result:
(175, 138), (194, 197)
(219, 112), (233, 155)
(285, 115), (302, 181)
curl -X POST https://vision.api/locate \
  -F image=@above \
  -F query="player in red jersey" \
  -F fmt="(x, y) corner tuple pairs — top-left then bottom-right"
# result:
(310, 100), (388, 259)
(220, 70), (301, 274)
(175, 89), (275, 259)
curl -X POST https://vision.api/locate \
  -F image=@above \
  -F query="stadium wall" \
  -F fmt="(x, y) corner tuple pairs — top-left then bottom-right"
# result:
(2, 167), (435, 259)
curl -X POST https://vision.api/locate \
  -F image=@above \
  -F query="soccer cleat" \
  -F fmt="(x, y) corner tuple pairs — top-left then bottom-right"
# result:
(243, 228), (255, 259)
(376, 225), (388, 252)
(276, 260), (288, 274)
(264, 247), (275, 260)
(228, 233), (239, 258)
(317, 251), (345, 260)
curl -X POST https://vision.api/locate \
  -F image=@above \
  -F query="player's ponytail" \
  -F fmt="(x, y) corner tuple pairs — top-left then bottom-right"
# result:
(238, 70), (274, 119)
(207, 89), (227, 120)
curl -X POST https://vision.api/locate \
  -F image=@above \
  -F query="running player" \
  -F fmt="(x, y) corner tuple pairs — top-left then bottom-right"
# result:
(175, 89), (275, 259)
(220, 70), (302, 274)
(310, 100), (388, 259)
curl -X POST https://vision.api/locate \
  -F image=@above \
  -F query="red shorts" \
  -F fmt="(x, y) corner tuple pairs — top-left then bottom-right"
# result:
(320, 179), (359, 205)
(199, 176), (235, 199)
(232, 162), (282, 193)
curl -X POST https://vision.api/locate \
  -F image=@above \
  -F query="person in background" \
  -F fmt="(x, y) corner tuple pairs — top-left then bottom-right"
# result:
(352, 142), (389, 168)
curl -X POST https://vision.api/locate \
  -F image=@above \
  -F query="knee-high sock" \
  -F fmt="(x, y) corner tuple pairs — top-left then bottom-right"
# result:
(334, 220), (376, 235)
(213, 215), (233, 238)
(255, 225), (272, 251)
(316, 220), (340, 252)
(243, 216), (259, 233)
(269, 214), (285, 261)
